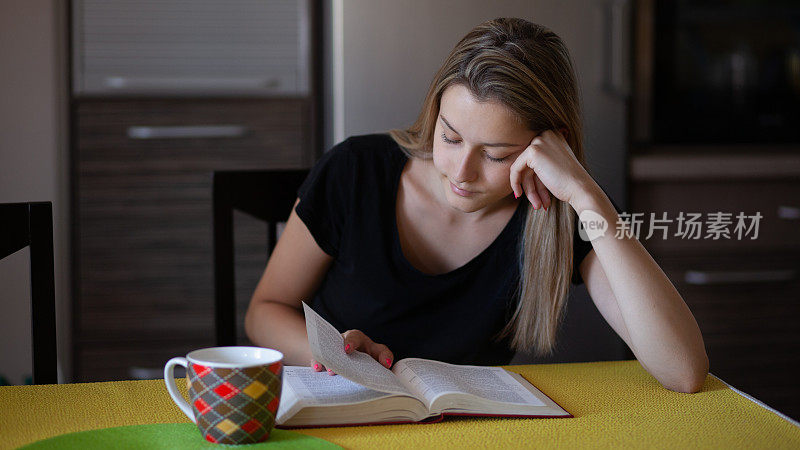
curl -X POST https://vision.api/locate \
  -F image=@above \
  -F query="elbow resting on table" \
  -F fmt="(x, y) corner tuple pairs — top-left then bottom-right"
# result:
(662, 355), (710, 394)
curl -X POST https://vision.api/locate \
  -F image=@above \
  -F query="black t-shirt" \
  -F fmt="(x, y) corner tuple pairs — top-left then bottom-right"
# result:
(295, 133), (622, 366)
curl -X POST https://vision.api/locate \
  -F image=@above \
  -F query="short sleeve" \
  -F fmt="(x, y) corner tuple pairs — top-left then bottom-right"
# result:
(294, 138), (354, 258)
(571, 185), (624, 285)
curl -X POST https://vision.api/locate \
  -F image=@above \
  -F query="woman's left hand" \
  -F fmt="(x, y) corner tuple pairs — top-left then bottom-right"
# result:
(509, 128), (592, 210)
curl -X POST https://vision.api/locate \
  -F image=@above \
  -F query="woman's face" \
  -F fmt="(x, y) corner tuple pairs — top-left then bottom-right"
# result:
(432, 83), (536, 214)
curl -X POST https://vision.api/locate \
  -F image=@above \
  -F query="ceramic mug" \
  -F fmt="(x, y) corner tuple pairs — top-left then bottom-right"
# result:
(164, 346), (283, 444)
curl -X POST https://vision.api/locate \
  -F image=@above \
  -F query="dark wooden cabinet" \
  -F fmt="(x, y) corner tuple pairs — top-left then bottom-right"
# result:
(630, 0), (800, 421)
(629, 153), (800, 421)
(72, 98), (316, 381)
(69, 0), (323, 382)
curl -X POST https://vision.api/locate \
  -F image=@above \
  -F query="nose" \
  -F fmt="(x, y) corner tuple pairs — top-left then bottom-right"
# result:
(453, 148), (479, 183)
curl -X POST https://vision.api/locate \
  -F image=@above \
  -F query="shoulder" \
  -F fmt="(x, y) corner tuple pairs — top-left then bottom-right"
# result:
(320, 133), (406, 178)
(334, 133), (405, 162)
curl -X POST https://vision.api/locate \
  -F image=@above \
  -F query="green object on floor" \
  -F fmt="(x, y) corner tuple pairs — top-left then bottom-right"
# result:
(19, 423), (341, 449)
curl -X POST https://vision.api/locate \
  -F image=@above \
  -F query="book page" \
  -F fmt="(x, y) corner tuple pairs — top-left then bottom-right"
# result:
(282, 366), (395, 405)
(277, 366), (432, 426)
(275, 375), (300, 424)
(303, 302), (412, 396)
(400, 358), (545, 406)
(392, 360), (437, 410)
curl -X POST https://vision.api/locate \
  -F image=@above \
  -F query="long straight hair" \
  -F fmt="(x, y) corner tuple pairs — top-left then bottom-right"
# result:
(388, 18), (588, 356)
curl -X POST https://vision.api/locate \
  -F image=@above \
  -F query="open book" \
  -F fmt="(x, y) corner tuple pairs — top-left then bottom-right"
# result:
(274, 303), (572, 428)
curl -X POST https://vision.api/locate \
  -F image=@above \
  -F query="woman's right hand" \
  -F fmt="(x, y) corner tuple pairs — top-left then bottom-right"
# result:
(310, 329), (395, 376)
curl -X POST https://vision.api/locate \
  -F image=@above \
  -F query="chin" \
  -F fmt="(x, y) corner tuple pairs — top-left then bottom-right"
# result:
(444, 192), (485, 213)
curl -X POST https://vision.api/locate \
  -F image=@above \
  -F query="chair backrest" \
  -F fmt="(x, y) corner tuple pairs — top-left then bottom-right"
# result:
(212, 170), (309, 346)
(0, 202), (57, 384)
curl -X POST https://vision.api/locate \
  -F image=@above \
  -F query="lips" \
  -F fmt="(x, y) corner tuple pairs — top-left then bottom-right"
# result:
(449, 181), (477, 197)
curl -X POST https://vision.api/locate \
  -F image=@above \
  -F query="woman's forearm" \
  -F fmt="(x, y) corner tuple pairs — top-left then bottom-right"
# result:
(244, 301), (313, 366)
(571, 182), (709, 393)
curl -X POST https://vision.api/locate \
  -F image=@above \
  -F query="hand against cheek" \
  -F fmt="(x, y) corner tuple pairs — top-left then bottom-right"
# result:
(509, 129), (591, 210)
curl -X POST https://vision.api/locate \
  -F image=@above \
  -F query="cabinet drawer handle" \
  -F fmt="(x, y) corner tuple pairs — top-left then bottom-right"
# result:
(778, 205), (800, 220)
(105, 76), (281, 91)
(684, 269), (796, 285)
(602, 0), (630, 98)
(127, 125), (247, 140)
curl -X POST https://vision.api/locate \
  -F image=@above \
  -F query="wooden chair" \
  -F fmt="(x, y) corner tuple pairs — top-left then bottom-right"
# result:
(0, 202), (57, 384)
(212, 170), (309, 346)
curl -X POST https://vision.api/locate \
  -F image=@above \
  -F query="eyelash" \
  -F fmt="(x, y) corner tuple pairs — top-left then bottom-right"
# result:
(440, 132), (507, 163)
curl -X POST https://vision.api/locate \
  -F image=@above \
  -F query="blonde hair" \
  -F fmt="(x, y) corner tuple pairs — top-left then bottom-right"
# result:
(388, 18), (588, 356)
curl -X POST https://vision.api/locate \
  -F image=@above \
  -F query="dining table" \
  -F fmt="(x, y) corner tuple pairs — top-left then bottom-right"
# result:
(1, 359), (798, 449)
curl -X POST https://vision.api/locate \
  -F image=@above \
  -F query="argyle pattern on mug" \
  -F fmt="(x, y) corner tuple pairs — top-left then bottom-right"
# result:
(187, 361), (282, 445)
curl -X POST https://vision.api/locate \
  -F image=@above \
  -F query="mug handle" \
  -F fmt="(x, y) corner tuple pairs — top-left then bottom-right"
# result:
(164, 357), (196, 423)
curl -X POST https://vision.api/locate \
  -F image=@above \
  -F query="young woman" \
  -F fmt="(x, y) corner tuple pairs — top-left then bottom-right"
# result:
(245, 18), (709, 393)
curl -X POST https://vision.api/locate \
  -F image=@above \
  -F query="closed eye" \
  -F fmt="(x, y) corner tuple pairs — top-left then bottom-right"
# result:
(441, 132), (508, 163)
(484, 153), (508, 163)
(441, 132), (460, 145)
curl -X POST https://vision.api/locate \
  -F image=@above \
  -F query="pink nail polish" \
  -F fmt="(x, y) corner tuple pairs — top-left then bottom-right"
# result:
(313, 364), (319, 371)
(345, 343), (351, 352)
(544, 204), (548, 211)
(514, 192), (519, 199)
(385, 358), (391, 367)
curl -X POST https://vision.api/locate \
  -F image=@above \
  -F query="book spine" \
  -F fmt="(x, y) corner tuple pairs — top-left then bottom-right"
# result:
(275, 414), (445, 429)
(442, 412), (573, 419)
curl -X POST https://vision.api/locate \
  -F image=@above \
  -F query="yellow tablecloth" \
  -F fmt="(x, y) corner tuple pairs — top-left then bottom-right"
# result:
(1, 360), (798, 449)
